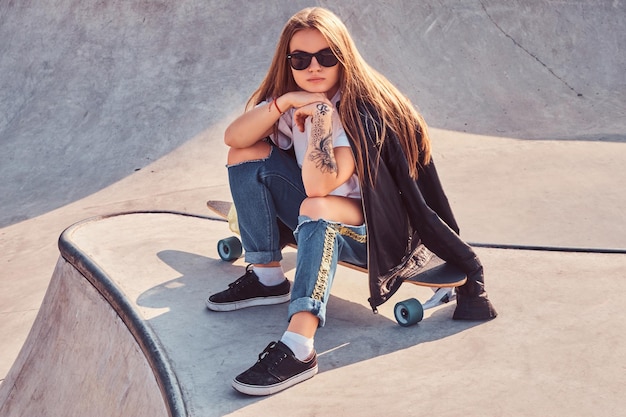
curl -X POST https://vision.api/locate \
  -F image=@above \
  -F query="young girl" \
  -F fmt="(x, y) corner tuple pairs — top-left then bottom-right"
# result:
(207, 7), (497, 396)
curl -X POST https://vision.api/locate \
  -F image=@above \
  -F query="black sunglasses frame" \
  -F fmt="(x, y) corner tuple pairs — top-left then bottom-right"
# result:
(286, 48), (339, 70)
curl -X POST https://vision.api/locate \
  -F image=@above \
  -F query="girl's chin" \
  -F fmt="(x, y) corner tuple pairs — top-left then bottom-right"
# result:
(298, 84), (338, 97)
(303, 86), (329, 93)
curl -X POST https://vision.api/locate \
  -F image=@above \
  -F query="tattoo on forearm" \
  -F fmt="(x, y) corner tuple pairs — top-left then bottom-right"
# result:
(316, 102), (329, 115)
(309, 105), (337, 174)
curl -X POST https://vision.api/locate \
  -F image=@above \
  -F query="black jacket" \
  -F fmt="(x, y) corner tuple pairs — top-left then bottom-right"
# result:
(347, 102), (485, 311)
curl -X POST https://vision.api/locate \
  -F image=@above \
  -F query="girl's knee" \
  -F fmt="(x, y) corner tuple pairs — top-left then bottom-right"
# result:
(227, 141), (271, 165)
(299, 197), (326, 220)
(300, 196), (364, 225)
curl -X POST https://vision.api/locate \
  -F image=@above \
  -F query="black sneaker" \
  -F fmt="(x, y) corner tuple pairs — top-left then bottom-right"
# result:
(232, 341), (318, 396)
(206, 265), (290, 311)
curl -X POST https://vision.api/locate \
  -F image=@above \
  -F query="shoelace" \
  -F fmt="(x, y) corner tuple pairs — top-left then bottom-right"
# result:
(258, 342), (287, 366)
(228, 265), (255, 290)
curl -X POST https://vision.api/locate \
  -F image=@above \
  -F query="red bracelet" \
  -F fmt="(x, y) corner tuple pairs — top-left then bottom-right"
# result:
(273, 98), (284, 114)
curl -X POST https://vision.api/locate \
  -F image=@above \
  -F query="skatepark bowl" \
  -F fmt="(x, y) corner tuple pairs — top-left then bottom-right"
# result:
(0, 1), (624, 416)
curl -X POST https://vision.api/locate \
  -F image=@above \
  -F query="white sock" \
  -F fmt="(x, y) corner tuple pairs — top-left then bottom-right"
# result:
(253, 265), (286, 287)
(280, 331), (314, 361)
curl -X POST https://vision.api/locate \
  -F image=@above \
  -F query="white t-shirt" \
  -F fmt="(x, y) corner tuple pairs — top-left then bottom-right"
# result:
(266, 91), (361, 199)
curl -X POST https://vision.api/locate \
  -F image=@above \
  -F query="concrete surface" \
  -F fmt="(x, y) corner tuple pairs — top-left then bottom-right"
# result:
(0, 0), (624, 415)
(3, 212), (624, 416)
(0, 256), (171, 417)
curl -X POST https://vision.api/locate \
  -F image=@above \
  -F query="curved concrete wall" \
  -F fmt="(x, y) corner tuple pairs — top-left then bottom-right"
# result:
(1, 0), (624, 226)
(0, 255), (180, 417)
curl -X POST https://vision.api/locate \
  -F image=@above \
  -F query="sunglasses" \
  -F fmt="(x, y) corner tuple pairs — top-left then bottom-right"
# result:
(286, 48), (339, 70)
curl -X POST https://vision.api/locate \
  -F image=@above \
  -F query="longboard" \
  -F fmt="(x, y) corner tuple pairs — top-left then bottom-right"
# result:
(207, 200), (466, 326)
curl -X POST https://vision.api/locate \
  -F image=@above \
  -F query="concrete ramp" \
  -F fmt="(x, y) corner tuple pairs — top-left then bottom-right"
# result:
(1, 0), (625, 415)
(1, 0), (624, 227)
(1, 211), (625, 416)
(0, 217), (186, 417)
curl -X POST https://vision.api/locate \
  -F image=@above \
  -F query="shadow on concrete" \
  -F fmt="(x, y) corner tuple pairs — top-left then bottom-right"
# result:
(136, 249), (482, 416)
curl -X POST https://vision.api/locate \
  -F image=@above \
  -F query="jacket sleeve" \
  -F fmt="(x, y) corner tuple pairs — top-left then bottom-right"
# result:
(416, 159), (460, 234)
(351, 103), (485, 309)
(380, 130), (479, 270)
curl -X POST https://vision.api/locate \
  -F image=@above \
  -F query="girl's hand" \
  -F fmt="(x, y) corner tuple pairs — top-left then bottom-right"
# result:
(283, 91), (330, 110)
(294, 101), (333, 132)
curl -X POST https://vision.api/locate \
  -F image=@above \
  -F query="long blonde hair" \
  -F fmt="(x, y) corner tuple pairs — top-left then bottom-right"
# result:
(248, 7), (431, 180)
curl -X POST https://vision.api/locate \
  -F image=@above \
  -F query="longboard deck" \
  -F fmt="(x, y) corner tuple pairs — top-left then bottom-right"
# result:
(207, 200), (232, 219)
(207, 200), (466, 288)
(404, 254), (466, 288)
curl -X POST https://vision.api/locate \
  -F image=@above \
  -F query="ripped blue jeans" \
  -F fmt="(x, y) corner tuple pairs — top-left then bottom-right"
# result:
(227, 144), (367, 327)
(228, 144), (306, 264)
(289, 216), (367, 327)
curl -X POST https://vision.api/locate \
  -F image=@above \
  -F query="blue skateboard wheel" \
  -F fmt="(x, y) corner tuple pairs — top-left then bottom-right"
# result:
(394, 298), (424, 327)
(217, 236), (243, 261)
